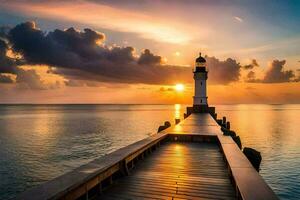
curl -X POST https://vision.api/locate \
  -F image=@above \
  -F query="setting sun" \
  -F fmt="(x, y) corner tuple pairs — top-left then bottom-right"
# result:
(175, 51), (181, 56)
(175, 84), (184, 92)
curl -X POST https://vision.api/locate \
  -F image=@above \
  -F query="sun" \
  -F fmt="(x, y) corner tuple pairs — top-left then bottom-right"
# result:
(175, 84), (184, 92)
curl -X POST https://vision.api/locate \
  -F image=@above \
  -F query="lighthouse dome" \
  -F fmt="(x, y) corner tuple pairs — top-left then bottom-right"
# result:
(196, 53), (206, 63)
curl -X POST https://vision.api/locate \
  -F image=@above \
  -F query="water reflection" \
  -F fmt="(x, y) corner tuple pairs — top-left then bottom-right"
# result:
(174, 104), (181, 119)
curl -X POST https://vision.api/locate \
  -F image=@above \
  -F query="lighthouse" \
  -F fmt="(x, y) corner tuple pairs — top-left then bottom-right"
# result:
(193, 53), (208, 112)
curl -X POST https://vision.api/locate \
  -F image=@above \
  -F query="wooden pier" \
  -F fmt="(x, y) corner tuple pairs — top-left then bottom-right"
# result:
(15, 113), (278, 200)
(100, 142), (235, 199)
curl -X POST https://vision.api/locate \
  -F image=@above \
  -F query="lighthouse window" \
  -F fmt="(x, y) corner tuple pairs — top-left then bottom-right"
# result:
(201, 99), (202, 103)
(201, 82), (202, 85)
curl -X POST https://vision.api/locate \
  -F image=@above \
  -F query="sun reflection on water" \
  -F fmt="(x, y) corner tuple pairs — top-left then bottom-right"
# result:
(174, 104), (181, 119)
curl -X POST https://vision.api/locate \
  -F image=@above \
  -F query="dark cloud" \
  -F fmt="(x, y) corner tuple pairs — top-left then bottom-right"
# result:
(245, 71), (261, 83)
(205, 56), (241, 84)
(0, 37), (18, 85)
(7, 22), (191, 85)
(138, 49), (161, 65)
(243, 59), (259, 70)
(0, 39), (17, 74)
(1, 34), (45, 87)
(262, 60), (295, 83)
(246, 71), (256, 81)
(0, 26), (11, 39)
(9, 22), (105, 67)
(245, 60), (297, 83)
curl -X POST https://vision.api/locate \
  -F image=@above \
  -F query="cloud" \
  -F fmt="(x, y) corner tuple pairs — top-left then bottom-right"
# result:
(8, 22), (105, 66)
(0, 37), (18, 84)
(245, 71), (260, 83)
(14, 68), (60, 90)
(262, 60), (295, 83)
(0, 39), (18, 74)
(0, 74), (14, 83)
(0, 26), (11, 39)
(246, 71), (255, 80)
(64, 79), (85, 87)
(1, 31), (52, 88)
(205, 56), (241, 84)
(64, 79), (101, 87)
(159, 87), (175, 92)
(138, 49), (161, 65)
(15, 68), (47, 89)
(234, 16), (243, 23)
(6, 22), (191, 85)
(245, 59), (297, 83)
(243, 59), (259, 70)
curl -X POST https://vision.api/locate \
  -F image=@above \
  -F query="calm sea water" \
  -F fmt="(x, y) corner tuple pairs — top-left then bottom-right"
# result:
(0, 104), (299, 199)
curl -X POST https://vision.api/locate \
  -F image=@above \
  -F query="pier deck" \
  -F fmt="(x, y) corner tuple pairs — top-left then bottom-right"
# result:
(100, 143), (235, 200)
(15, 113), (278, 200)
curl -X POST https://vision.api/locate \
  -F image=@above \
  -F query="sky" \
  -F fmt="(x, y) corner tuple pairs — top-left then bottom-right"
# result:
(0, 0), (299, 104)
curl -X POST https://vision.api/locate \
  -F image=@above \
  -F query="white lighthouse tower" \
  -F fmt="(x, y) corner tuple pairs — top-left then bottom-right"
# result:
(193, 53), (208, 111)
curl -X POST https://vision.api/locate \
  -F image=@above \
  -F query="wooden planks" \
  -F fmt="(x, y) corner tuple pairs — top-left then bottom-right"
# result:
(100, 143), (236, 200)
(165, 114), (223, 136)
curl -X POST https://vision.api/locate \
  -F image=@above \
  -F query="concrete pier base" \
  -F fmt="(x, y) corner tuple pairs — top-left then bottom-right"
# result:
(186, 105), (216, 116)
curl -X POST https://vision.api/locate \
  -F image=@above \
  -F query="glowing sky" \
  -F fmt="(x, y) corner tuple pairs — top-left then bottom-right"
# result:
(0, 0), (299, 104)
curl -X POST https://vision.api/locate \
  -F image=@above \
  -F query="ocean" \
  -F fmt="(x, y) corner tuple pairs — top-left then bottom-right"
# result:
(0, 104), (299, 199)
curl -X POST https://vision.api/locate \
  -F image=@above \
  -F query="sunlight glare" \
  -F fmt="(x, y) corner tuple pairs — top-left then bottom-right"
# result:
(175, 84), (184, 92)
(175, 51), (181, 56)
(174, 104), (181, 119)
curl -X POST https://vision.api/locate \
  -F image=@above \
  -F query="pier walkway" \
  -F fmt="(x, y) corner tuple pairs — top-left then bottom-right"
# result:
(15, 113), (278, 200)
(100, 143), (235, 200)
